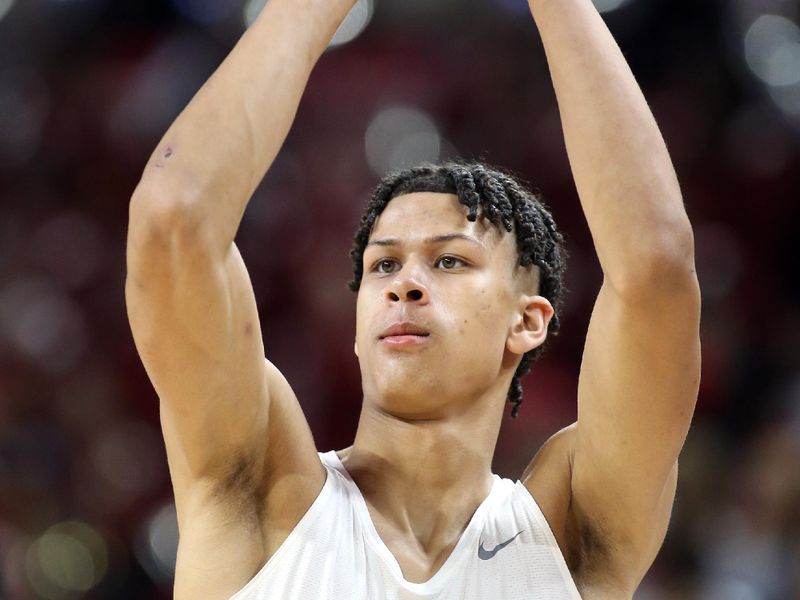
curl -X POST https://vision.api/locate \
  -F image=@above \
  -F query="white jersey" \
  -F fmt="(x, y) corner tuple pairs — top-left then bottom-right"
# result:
(230, 450), (582, 600)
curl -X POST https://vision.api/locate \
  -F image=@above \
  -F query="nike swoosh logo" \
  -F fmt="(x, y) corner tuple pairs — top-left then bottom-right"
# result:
(478, 530), (524, 560)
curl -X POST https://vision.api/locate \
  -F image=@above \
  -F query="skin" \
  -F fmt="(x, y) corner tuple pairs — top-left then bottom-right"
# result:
(356, 192), (549, 422)
(125, 0), (701, 597)
(339, 191), (552, 583)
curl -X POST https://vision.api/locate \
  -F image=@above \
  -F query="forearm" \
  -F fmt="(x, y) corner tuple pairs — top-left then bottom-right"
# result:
(131, 0), (357, 252)
(529, 0), (694, 290)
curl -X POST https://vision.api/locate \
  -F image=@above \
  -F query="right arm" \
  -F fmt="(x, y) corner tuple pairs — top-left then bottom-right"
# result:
(126, 1), (357, 597)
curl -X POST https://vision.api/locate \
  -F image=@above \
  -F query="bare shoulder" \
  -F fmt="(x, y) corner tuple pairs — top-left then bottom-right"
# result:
(521, 424), (612, 594)
(521, 424), (577, 556)
(125, 216), (328, 597)
(260, 358), (328, 555)
(172, 358), (327, 600)
(521, 423), (678, 597)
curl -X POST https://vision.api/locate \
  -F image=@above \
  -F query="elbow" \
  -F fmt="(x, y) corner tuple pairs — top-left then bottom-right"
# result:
(610, 222), (700, 301)
(128, 178), (209, 250)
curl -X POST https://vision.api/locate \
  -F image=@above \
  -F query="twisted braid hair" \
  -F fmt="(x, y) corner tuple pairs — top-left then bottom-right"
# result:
(348, 161), (567, 418)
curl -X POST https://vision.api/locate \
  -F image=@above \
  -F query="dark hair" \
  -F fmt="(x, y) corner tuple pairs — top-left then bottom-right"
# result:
(348, 160), (567, 418)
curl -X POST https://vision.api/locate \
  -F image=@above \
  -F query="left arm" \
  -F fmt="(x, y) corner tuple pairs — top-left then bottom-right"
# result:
(525, 0), (701, 592)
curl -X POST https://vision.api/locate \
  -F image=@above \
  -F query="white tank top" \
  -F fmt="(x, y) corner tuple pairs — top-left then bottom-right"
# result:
(230, 450), (582, 599)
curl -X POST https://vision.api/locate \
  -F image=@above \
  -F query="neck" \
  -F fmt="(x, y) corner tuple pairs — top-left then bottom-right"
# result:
(339, 386), (507, 546)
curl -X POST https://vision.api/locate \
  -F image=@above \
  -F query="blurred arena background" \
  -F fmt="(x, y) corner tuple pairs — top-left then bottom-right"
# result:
(1, 0), (799, 598)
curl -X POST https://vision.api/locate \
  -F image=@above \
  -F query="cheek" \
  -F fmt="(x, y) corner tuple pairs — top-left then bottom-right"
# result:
(355, 289), (387, 354)
(354, 292), (372, 345)
(455, 288), (509, 339)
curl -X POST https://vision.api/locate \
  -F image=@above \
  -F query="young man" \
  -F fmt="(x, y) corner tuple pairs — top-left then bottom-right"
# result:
(125, 0), (701, 598)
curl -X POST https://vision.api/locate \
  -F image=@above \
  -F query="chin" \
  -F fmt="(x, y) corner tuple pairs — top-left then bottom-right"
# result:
(366, 376), (438, 415)
(372, 398), (447, 421)
(373, 376), (480, 420)
(377, 380), (430, 404)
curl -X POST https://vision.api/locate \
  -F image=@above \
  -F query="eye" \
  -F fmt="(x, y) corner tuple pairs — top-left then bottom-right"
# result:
(436, 255), (465, 270)
(373, 258), (400, 274)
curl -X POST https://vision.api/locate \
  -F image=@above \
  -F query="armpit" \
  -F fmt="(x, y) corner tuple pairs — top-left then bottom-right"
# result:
(213, 452), (267, 531)
(565, 501), (647, 597)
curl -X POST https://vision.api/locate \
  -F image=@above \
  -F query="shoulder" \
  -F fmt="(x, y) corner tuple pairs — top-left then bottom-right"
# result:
(521, 425), (613, 592)
(521, 424), (577, 555)
(521, 423), (677, 596)
(172, 448), (329, 600)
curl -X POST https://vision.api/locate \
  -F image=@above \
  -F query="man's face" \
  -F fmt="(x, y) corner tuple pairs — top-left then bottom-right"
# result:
(355, 192), (549, 419)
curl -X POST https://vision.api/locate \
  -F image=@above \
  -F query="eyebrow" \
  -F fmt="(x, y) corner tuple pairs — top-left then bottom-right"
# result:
(366, 233), (486, 249)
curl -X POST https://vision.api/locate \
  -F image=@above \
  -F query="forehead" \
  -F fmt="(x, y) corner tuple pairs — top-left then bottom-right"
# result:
(369, 192), (506, 248)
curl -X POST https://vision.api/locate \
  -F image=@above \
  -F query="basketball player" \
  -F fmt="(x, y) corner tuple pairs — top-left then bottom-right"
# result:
(125, 0), (701, 598)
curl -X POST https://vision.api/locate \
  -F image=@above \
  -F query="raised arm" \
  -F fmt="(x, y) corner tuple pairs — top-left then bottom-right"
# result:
(130, 0), (356, 248)
(524, 0), (701, 593)
(125, 0), (357, 597)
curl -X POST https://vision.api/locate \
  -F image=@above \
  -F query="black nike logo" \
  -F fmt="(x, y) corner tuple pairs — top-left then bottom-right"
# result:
(478, 530), (524, 560)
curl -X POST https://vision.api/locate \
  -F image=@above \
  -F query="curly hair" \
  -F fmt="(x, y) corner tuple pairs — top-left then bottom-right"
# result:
(348, 160), (567, 418)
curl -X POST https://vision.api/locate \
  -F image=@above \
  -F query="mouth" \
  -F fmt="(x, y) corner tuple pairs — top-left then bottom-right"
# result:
(379, 333), (430, 348)
(378, 323), (431, 347)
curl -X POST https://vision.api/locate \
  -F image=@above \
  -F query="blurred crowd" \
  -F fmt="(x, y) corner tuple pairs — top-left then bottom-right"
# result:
(1, 0), (799, 598)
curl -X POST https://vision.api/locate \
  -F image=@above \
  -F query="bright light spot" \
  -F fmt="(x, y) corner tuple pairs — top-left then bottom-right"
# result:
(592, 0), (633, 14)
(387, 131), (441, 170)
(37, 535), (95, 591)
(0, 0), (14, 22)
(25, 522), (108, 599)
(768, 83), (800, 123)
(329, 0), (373, 49)
(365, 105), (442, 176)
(135, 502), (179, 586)
(92, 420), (164, 497)
(13, 293), (82, 360)
(744, 14), (800, 87)
(0, 279), (88, 373)
(243, 0), (266, 28)
(702, 578), (762, 600)
(244, 0), (372, 49)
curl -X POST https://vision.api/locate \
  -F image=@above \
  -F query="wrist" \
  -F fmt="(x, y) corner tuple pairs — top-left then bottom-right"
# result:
(528, 0), (593, 20)
(246, 0), (359, 68)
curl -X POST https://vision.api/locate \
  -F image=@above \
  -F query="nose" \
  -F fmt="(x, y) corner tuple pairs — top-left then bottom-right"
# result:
(385, 267), (430, 305)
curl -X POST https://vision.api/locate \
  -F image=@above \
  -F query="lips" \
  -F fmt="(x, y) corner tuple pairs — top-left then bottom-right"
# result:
(379, 323), (430, 339)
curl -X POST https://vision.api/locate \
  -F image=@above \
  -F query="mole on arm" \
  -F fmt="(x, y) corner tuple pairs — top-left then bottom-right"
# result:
(154, 145), (175, 168)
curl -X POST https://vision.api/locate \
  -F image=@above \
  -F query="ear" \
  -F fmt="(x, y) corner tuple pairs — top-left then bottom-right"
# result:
(506, 295), (555, 355)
